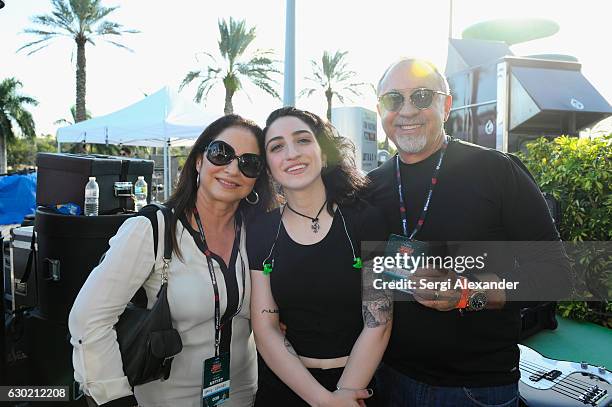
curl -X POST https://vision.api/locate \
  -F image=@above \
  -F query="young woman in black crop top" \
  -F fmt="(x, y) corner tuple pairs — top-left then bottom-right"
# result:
(248, 107), (392, 406)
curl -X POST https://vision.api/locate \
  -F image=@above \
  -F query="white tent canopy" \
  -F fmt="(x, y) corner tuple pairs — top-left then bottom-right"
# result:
(56, 86), (221, 198)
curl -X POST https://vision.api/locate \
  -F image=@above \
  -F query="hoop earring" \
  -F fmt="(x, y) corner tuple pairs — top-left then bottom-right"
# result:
(245, 189), (259, 205)
(196, 173), (200, 187)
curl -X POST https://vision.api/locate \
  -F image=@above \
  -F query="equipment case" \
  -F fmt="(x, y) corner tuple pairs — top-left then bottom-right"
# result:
(34, 207), (135, 323)
(36, 153), (154, 214)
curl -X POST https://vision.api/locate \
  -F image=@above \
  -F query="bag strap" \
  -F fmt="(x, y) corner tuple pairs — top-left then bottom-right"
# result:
(137, 203), (173, 261)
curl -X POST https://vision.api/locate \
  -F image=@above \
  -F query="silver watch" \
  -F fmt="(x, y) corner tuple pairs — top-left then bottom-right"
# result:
(467, 291), (487, 311)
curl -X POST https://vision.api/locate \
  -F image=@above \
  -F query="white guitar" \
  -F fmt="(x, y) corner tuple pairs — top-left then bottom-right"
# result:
(519, 344), (612, 406)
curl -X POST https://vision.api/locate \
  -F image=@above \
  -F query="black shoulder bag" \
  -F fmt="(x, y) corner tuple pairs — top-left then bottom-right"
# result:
(114, 203), (183, 387)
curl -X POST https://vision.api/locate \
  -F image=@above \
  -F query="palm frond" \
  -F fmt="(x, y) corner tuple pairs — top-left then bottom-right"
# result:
(22, 42), (54, 56)
(22, 28), (65, 37)
(218, 17), (256, 67)
(104, 39), (134, 52)
(180, 70), (203, 90)
(15, 95), (39, 107)
(51, 0), (76, 28)
(54, 118), (73, 126)
(0, 114), (15, 141)
(334, 92), (347, 104)
(250, 79), (280, 99)
(92, 5), (119, 23)
(13, 109), (37, 139)
(298, 87), (318, 98)
(17, 37), (55, 54)
(95, 20), (121, 35)
(194, 80), (217, 105)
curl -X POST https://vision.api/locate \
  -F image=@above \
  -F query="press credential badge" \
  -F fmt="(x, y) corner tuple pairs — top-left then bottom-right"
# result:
(202, 352), (230, 406)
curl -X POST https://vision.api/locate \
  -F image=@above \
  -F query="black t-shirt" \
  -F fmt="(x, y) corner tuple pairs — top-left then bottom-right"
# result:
(365, 138), (571, 387)
(247, 200), (388, 358)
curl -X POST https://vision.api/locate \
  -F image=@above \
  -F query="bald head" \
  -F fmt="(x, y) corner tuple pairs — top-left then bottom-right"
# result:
(377, 58), (449, 96)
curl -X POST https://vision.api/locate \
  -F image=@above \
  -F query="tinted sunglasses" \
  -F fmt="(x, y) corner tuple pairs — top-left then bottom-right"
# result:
(378, 88), (449, 112)
(205, 140), (263, 178)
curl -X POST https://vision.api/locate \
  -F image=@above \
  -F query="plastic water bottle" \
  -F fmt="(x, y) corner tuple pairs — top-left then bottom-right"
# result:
(134, 176), (148, 211)
(84, 177), (99, 216)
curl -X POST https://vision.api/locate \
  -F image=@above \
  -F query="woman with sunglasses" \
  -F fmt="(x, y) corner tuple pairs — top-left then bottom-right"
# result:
(70, 115), (274, 407)
(248, 107), (392, 406)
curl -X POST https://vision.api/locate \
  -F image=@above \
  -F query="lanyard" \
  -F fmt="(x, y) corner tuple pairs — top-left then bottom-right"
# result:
(396, 136), (449, 239)
(193, 207), (246, 356)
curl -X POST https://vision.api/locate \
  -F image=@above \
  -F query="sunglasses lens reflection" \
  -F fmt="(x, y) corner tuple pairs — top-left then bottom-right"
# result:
(207, 141), (233, 165)
(239, 155), (263, 178)
(381, 89), (438, 112)
(410, 89), (434, 109)
(382, 93), (405, 112)
(206, 140), (262, 178)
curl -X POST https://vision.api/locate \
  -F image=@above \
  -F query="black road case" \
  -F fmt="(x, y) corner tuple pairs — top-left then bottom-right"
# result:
(34, 207), (135, 323)
(36, 153), (154, 214)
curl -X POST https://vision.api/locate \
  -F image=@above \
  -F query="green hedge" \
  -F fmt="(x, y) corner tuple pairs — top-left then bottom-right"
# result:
(518, 135), (611, 326)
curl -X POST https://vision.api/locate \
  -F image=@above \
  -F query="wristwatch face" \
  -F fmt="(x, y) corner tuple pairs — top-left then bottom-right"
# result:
(468, 291), (487, 311)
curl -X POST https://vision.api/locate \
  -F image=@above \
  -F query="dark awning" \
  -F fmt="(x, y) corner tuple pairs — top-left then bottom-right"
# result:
(513, 66), (611, 113)
(510, 64), (612, 133)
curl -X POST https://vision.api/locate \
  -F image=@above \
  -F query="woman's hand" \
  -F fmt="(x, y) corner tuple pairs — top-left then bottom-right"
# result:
(316, 388), (372, 407)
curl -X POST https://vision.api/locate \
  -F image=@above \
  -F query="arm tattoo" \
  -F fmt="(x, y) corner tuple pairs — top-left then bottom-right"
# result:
(284, 336), (298, 358)
(362, 259), (393, 328)
(362, 299), (392, 328)
(261, 309), (279, 314)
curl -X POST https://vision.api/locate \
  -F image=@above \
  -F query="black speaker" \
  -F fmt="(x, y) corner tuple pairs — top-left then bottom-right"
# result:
(34, 208), (134, 323)
(3, 310), (87, 406)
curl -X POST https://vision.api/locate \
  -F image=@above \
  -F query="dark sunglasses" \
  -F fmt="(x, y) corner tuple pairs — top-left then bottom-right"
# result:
(205, 140), (263, 178)
(378, 88), (449, 112)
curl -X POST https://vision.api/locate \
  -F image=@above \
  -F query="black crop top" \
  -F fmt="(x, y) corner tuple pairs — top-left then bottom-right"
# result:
(247, 200), (388, 359)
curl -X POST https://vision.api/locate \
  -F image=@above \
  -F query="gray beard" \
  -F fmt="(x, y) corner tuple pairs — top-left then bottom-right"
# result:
(394, 133), (428, 154)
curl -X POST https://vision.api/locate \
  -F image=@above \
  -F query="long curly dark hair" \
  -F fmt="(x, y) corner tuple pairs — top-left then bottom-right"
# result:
(166, 114), (275, 259)
(263, 107), (368, 215)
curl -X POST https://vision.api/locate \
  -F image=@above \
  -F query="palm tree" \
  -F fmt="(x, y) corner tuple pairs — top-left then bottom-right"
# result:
(54, 104), (91, 126)
(18, 0), (138, 122)
(301, 50), (364, 121)
(180, 17), (280, 115)
(0, 78), (38, 174)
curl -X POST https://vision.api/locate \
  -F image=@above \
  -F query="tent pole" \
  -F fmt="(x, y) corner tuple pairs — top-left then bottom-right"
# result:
(163, 141), (169, 201)
(57, 140), (61, 153)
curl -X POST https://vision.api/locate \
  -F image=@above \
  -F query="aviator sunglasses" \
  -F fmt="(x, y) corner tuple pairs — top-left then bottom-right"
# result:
(205, 140), (263, 178)
(378, 88), (449, 112)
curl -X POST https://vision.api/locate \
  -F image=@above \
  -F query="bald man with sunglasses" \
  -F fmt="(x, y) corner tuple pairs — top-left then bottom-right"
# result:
(364, 59), (571, 406)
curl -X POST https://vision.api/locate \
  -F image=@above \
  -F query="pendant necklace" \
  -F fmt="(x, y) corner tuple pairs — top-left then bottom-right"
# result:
(286, 199), (327, 233)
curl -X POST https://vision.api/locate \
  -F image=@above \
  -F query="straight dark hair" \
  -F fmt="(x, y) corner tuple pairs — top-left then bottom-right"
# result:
(165, 114), (274, 259)
(263, 107), (368, 214)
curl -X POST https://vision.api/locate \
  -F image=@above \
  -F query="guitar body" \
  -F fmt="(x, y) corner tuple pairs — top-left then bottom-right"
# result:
(519, 344), (612, 406)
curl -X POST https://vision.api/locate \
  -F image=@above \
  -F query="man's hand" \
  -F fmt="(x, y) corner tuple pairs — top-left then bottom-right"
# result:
(408, 267), (462, 311)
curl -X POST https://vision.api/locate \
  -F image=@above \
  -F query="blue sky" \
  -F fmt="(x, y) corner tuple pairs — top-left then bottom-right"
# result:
(1, 0), (611, 137)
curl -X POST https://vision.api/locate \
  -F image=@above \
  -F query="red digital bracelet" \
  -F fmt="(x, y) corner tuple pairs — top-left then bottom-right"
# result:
(456, 277), (470, 309)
